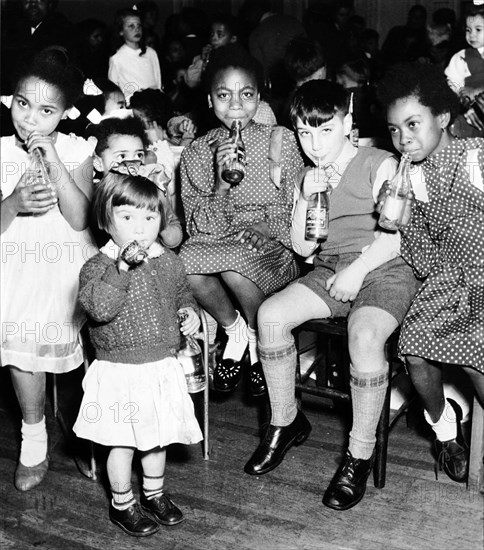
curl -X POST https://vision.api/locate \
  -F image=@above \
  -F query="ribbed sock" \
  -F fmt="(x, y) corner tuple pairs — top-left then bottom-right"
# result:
(20, 416), (48, 467)
(259, 342), (298, 427)
(111, 487), (136, 510)
(222, 310), (248, 362)
(142, 474), (164, 500)
(348, 365), (389, 460)
(247, 326), (259, 365)
(424, 399), (457, 442)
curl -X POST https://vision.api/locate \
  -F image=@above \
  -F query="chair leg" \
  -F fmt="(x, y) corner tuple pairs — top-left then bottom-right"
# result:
(200, 309), (210, 460)
(373, 362), (392, 489)
(468, 396), (484, 492)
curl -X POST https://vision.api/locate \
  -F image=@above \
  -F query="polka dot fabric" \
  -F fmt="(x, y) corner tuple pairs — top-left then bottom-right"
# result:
(179, 122), (304, 295)
(399, 138), (484, 372)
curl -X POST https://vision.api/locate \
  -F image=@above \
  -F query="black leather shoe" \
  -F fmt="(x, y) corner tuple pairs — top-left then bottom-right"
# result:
(109, 502), (159, 537)
(213, 358), (242, 392)
(435, 438), (468, 482)
(322, 450), (374, 511)
(434, 398), (469, 483)
(249, 361), (267, 397)
(141, 493), (184, 526)
(244, 410), (311, 475)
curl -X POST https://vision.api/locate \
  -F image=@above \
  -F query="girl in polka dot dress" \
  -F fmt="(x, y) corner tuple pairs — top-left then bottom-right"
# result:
(179, 46), (303, 397)
(378, 62), (484, 483)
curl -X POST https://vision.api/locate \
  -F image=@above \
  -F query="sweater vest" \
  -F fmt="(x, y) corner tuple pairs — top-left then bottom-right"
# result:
(464, 48), (484, 89)
(319, 146), (393, 255)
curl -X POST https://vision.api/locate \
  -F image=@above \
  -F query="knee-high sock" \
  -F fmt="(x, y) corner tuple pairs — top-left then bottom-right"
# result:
(348, 365), (389, 460)
(424, 399), (457, 442)
(259, 343), (298, 427)
(222, 310), (248, 361)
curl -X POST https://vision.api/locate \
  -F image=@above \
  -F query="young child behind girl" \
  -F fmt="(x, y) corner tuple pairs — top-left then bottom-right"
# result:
(108, 8), (162, 103)
(92, 116), (183, 249)
(179, 46), (304, 397)
(1, 48), (96, 491)
(445, 6), (484, 136)
(73, 171), (202, 537)
(377, 62), (484, 483)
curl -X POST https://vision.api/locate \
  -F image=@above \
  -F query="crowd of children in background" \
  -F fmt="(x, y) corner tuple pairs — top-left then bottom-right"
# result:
(1, 0), (483, 540)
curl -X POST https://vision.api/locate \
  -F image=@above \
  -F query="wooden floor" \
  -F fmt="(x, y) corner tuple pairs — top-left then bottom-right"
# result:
(1, 367), (483, 550)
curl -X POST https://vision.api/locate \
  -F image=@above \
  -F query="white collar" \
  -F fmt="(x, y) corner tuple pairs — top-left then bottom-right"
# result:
(100, 239), (164, 261)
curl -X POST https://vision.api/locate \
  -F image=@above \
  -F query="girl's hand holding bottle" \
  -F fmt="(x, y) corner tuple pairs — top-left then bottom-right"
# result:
(9, 169), (58, 216)
(214, 138), (239, 193)
(376, 181), (414, 229)
(177, 307), (200, 336)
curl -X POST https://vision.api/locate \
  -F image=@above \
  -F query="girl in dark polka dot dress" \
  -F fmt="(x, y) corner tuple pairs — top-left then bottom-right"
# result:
(179, 46), (304, 396)
(378, 63), (484, 483)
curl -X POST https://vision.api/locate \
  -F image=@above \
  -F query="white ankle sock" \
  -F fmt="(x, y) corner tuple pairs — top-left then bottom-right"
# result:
(222, 311), (248, 362)
(424, 400), (457, 442)
(247, 326), (259, 365)
(20, 416), (48, 467)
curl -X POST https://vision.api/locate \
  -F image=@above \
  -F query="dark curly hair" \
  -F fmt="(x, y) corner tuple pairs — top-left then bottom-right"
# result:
(12, 47), (84, 109)
(93, 116), (148, 156)
(203, 43), (264, 93)
(376, 62), (459, 123)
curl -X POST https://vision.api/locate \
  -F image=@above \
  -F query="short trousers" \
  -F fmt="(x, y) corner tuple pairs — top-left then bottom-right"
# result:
(294, 253), (420, 325)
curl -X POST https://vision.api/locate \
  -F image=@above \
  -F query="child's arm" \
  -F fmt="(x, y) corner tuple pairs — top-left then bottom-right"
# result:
(445, 50), (467, 96)
(25, 132), (92, 230)
(291, 166), (326, 258)
(1, 170), (58, 233)
(180, 138), (238, 236)
(79, 256), (131, 322)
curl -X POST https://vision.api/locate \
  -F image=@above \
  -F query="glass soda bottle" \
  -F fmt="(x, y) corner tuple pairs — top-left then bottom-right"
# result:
(177, 312), (206, 393)
(378, 153), (412, 231)
(305, 189), (330, 241)
(221, 120), (246, 185)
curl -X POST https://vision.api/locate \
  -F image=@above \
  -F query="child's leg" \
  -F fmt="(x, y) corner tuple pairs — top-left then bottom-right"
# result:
(258, 283), (331, 425)
(221, 271), (267, 395)
(323, 306), (397, 511)
(244, 283), (329, 476)
(107, 446), (136, 509)
(346, 306), (398, 460)
(107, 446), (159, 537)
(9, 367), (49, 490)
(188, 273), (248, 362)
(140, 447), (184, 526)
(407, 356), (468, 483)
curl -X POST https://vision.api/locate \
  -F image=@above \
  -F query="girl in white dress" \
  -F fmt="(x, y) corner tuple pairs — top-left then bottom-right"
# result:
(0, 48), (96, 491)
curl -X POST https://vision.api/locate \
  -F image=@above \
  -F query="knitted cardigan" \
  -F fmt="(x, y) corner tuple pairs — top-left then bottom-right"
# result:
(79, 247), (198, 364)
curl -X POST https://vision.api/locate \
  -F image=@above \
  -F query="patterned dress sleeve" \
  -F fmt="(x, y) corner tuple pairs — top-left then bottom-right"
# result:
(180, 138), (236, 236)
(79, 255), (131, 322)
(265, 129), (303, 248)
(399, 201), (441, 278)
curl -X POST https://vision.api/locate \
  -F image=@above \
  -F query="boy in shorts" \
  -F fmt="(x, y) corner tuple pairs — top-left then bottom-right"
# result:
(244, 80), (419, 510)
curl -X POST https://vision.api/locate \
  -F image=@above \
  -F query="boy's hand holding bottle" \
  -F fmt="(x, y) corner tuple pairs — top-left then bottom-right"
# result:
(177, 307), (200, 336)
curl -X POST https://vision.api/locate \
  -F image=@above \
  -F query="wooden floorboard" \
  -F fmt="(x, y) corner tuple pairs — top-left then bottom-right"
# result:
(0, 369), (482, 550)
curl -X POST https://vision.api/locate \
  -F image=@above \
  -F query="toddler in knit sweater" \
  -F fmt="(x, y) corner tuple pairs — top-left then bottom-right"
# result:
(73, 170), (202, 537)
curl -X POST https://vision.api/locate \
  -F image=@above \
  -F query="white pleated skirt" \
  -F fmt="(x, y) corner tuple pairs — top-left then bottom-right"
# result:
(73, 356), (203, 451)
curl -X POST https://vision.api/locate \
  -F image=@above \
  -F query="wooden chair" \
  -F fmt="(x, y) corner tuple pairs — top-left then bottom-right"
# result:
(294, 318), (405, 489)
(468, 396), (484, 493)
